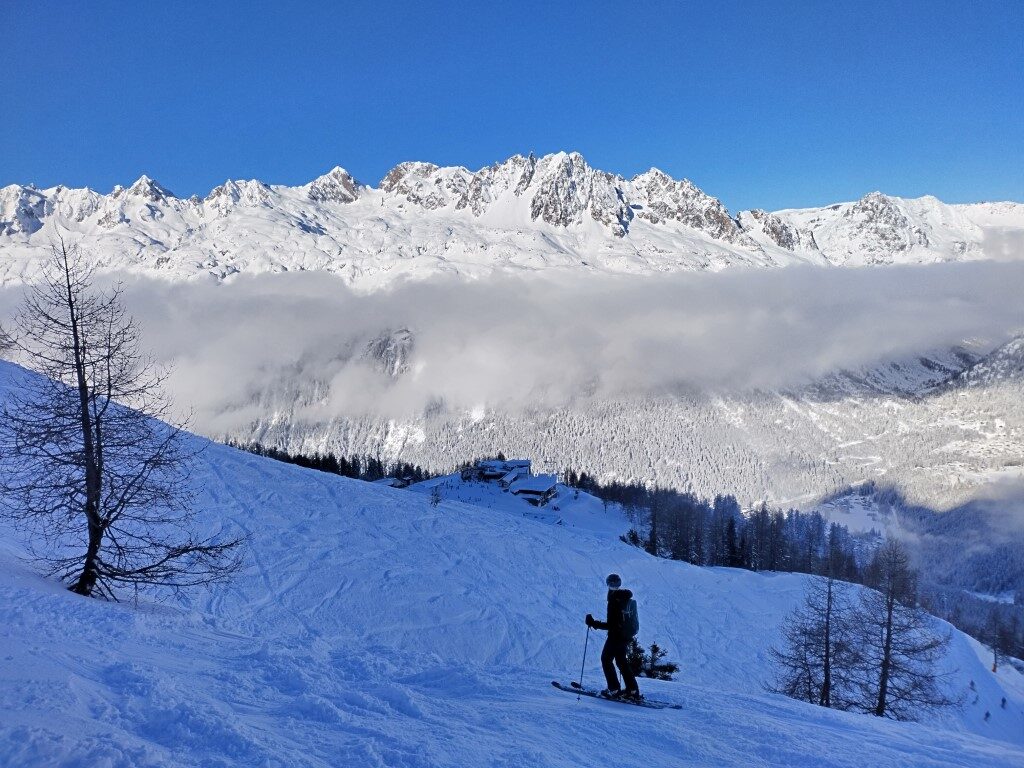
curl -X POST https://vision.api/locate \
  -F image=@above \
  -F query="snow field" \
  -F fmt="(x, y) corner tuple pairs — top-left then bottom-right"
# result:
(1, 422), (1023, 767)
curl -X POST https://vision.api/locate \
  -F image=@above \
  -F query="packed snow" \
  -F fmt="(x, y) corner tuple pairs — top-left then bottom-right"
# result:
(0, 362), (1022, 767)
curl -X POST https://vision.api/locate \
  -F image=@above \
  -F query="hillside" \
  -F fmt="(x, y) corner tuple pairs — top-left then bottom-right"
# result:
(2, 153), (1022, 289)
(0, 362), (1022, 767)
(236, 341), (1024, 513)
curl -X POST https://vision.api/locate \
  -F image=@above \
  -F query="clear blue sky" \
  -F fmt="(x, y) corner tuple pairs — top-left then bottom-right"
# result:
(4, 1), (1022, 211)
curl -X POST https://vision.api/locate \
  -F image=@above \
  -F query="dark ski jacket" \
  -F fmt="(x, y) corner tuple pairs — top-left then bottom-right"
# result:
(590, 588), (634, 641)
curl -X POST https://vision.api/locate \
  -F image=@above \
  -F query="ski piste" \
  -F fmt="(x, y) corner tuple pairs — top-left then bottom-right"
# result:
(551, 681), (682, 710)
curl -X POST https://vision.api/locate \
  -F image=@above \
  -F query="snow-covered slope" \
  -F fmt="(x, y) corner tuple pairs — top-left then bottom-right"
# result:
(233, 339), (1024, 512)
(2, 153), (1021, 289)
(406, 472), (632, 535)
(0, 361), (1022, 767)
(762, 193), (1023, 267)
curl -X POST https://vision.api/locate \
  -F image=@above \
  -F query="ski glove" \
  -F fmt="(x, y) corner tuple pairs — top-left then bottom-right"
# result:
(585, 613), (595, 628)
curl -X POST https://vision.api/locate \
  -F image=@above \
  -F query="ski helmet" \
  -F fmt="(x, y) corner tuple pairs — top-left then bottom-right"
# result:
(606, 573), (622, 589)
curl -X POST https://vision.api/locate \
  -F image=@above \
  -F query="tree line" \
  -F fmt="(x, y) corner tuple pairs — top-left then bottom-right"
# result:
(563, 470), (864, 581)
(229, 441), (437, 485)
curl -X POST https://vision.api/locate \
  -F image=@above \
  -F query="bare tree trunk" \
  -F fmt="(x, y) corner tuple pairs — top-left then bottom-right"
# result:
(874, 590), (895, 717)
(56, 240), (104, 596)
(820, 576), (833, 707)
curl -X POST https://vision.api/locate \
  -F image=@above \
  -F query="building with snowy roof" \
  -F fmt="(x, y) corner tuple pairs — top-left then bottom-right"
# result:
(498, 467), (527, 489)
(475, 459), (532, 480)
(510, 474), (558, 506)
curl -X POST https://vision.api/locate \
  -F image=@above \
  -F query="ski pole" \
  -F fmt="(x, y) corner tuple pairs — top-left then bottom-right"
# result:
(578, 625), (591, 696)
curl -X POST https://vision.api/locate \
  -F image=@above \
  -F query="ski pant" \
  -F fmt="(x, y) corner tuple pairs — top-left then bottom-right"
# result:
(601, 636), (638, 692)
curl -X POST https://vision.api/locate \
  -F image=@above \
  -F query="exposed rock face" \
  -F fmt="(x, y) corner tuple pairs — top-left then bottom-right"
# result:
(97, 208), (128, 229)
(629, 169), (746, 243)
(378, 153), (639, 237)
(794, 192), (936, 265)
(306, 167), (361, 204)
(527, 152), (633, 236)
(363, 328), (415, 378)
(740, 209), (816, 251)
(455, 154), (535, 216)
(846, 192), (918, 253)
(206, 179), (275, 212)
(380, 162), (471, 210)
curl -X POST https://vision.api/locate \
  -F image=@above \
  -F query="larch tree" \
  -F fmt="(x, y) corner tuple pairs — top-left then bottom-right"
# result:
(854, 539), (954, 720)
(0, 238), (241, 599)
(768, 566), (858, 709)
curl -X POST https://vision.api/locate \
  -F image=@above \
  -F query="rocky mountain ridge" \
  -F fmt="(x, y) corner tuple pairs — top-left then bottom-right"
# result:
(2, 152), (1021, 288)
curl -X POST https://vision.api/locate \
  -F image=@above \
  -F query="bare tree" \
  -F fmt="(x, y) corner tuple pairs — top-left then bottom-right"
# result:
(0, 238), (240, 599)
(768, 568), (858, 709)
(854, 539), (955, 720)
(983, 609), (1016, 674)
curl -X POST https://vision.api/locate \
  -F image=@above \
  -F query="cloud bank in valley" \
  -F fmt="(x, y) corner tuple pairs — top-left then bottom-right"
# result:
(2, 261), (1023, 432)
(103, 261), (1024, 429)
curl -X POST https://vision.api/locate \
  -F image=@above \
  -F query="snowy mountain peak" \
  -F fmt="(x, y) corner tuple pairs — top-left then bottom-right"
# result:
(958, 334), (1024, 388)
(122, 175), (175, 202)
(0, 184), (47, 235)
(380, 161), (472, 210)
(528, 151), (633, 236)
(306, 166), (362, 204)
(629, 167), (748, 243)
(205, 178), (275, 210)
(450, 153), (541, 216)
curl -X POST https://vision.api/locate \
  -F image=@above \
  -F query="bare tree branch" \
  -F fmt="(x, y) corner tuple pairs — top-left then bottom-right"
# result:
(0, 240), (242, 599)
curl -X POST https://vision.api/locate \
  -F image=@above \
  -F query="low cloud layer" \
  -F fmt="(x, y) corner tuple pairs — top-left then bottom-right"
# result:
(3, 261), (1024, 432)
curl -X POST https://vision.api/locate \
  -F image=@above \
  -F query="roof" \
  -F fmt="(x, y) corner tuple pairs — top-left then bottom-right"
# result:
(477, 460), (507, 472)
(510, 475), (557, 494)
(500, 468), (524, 484)
(477, 458), (530, 470)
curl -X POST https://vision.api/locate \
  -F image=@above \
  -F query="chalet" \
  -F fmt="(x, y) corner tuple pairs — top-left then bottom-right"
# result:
(476, 460), (509, 480)
(510, 474), (558, 506)
(475, 458), (532, 481)
(498, 468), (526, 489)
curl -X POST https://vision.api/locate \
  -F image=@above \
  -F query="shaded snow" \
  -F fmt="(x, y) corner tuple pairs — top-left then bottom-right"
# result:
(0, 362), (1022, 766)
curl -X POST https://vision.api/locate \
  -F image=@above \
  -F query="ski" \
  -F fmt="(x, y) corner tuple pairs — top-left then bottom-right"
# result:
(551, 681), (682, 710)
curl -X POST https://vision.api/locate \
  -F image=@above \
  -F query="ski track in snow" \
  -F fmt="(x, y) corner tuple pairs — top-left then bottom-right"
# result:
(0, 366), (1023, 766)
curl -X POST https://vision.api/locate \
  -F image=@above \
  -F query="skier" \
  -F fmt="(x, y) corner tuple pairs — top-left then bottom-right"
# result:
(586, 573), (641, 701)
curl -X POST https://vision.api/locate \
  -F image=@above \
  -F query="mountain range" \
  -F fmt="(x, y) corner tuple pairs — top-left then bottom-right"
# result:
(2, 152), (1022, 288)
